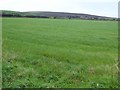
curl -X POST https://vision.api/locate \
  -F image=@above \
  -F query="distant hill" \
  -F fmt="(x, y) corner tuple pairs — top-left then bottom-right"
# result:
(0, 10), (117, 21)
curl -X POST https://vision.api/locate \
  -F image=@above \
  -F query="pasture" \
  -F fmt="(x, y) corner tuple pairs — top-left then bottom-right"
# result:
(2, 18), (118, 88)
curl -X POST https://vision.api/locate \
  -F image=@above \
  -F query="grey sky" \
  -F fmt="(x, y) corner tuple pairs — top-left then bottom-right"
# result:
(0, 0), (119, 17)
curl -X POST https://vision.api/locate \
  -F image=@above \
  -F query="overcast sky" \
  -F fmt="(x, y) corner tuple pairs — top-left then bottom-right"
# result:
(0, 0), (119, 17)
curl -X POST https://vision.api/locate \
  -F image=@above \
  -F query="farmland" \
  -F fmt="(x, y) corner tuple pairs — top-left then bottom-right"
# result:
(2, 18), (118, 88)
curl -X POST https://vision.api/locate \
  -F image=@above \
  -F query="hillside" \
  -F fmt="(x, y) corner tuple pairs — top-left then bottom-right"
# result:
(0, 10), (117, 20)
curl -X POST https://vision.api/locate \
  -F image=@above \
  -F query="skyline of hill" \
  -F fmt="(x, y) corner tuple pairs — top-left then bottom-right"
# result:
(0, 10), (117, 21)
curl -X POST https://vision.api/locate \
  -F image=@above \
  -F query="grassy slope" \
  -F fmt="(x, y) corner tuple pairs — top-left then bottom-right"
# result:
(2, 18), (118, 88)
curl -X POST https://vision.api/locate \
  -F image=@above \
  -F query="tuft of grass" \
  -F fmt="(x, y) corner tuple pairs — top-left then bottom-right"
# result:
(2, 18), (118, 88)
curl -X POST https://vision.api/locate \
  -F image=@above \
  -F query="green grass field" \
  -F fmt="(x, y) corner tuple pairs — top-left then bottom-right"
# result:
(2, 18), (118, 88)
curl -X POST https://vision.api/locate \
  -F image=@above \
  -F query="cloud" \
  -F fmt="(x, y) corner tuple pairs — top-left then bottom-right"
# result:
(0, 0), (118, 17)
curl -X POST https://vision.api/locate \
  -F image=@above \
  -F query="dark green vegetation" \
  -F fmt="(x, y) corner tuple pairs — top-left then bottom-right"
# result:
(2, 18), (118, 88)
(1, 10), (117, 21)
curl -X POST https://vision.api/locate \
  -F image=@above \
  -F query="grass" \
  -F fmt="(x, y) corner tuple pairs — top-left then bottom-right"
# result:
(2, 18), (118, 88)
(0, 17), (2, 88)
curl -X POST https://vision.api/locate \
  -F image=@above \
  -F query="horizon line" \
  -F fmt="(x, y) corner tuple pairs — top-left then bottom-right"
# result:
(0, 9), (117, 18)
